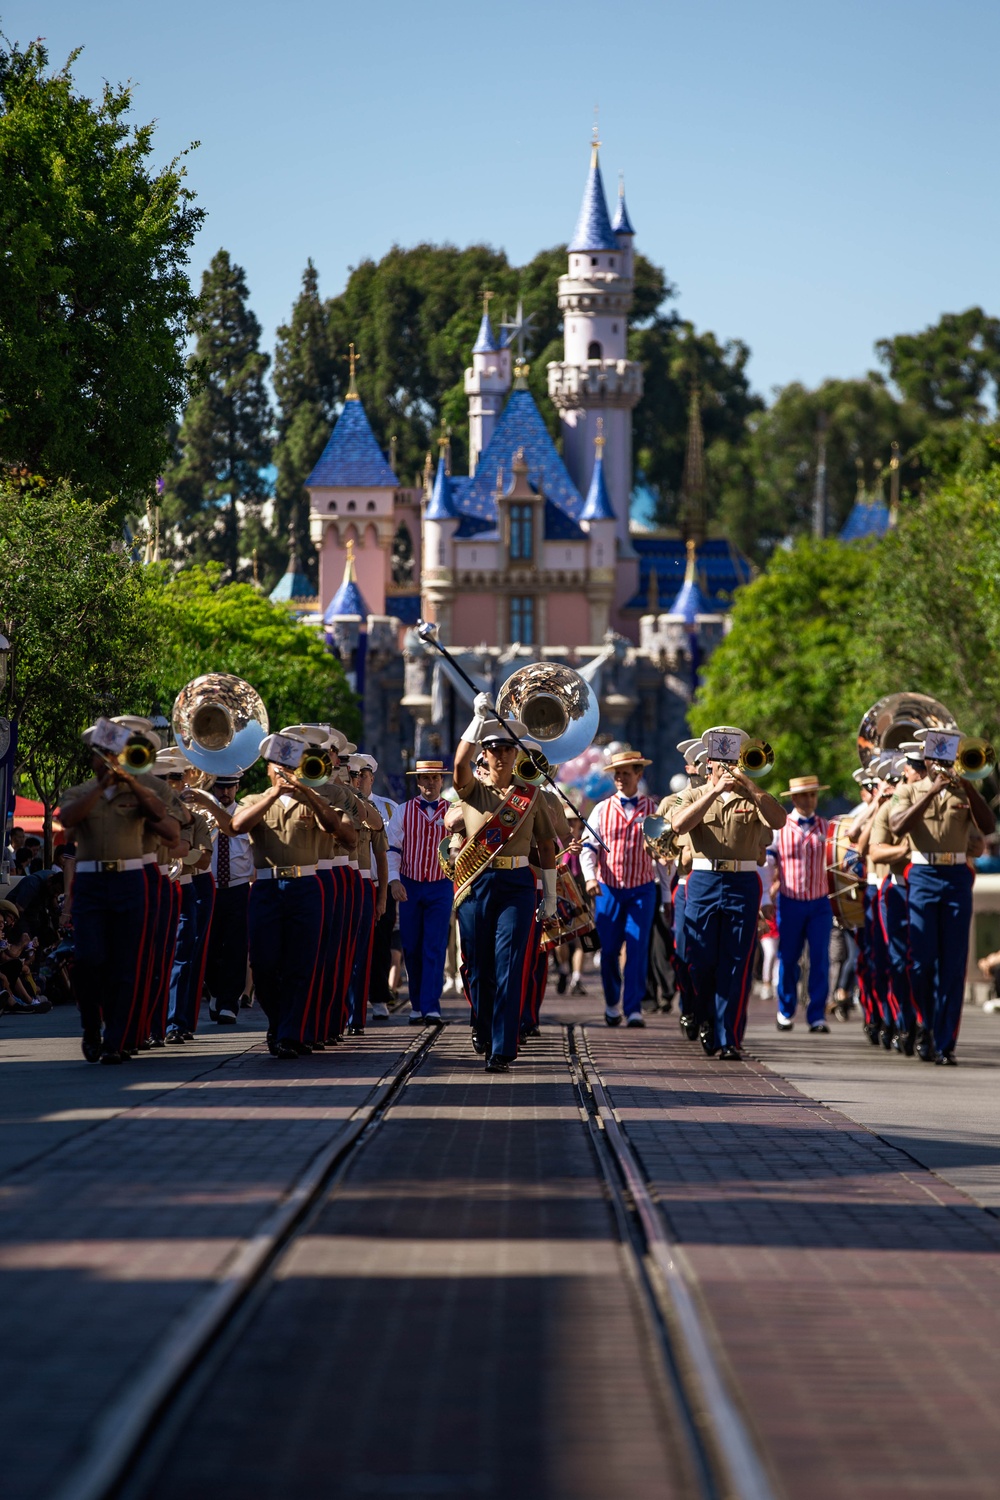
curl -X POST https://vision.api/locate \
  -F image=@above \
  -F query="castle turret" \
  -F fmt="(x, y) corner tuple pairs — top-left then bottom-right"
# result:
(611, 173), (636, 279)
(421, 438), (461, 637)
(579, 422), (616, 640)
(464, 294), (511, 474)
(547, 134), (643, 561)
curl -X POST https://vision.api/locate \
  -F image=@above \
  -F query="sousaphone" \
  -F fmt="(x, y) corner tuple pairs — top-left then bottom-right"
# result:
(172, 674), (269, 777)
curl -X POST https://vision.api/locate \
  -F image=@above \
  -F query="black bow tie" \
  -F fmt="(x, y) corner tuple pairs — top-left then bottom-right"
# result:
(419, 799), (436, 812)
(798, 816), (816, 828)
(620, 797), (638, 808)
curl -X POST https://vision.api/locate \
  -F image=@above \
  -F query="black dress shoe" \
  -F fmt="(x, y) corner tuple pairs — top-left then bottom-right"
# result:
(916, 1028), (935, 1062)
(471, 1031), (486, 1055)
(165, 1028), (184, 1045)
(809, 1023), (831, 1035)
(879, 1025), (894, 1050)
(347, 1025), (365, 1036)
(324, 1034), (340, 1046)
(935, 1049), (958, 1066)
(485, 1056), (511, 1073)
(863, 1022), (881, 1046)
(902, 1024), (916, 1057)
(556, 971), (569, 995)
(718, 1045), (743, 1061)
(274, 1039), (299, 1060)
(604, 1011), (623, 1027)
(82, 1031), (102, 1063)
(266, 1030), (279, 1056)
(99, 1050), (122, 1065)
(180, 1031), (194, 1042)
(680, 1013), (699, 1041)
(311, 1040), (326, 1050)
(699, 1025), (719, 1057)
(150, 1036), (166, 1049)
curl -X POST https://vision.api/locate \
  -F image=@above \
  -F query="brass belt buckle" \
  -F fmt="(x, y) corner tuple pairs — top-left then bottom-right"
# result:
(275, 865), (297, 879)
(100, 860), (121, 873)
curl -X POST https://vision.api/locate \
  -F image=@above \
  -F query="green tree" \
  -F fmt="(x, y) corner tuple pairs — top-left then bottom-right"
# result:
(0, 476), (158, 850)
(720, 377), (928, 557)
(162, 250), (273, 579)
(0, 37), (202, 511)
(143, 564), (360, 787)
(269, 260), (339, 588)
(690, 538), (874, 797)
(876, 307), (1000, 421)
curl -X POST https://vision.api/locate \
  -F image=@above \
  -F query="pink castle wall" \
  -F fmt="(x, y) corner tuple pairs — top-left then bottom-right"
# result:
(451, 593), (494, 646)
(545, 594), (591, 647)
(320, 525), (386, 617)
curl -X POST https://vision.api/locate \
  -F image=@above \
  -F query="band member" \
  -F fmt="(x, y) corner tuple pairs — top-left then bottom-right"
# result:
(395, 759), (454, 1025)
(346, 753), (388, 1035)
(580, 748), (659, 1028)
(365, 773), (400, 1021)
(453, 697), (556, 1072)
(659, 740), (703, 1038)
(189, 775), (253, 1024)
(229, 732), (357, 1059)
(853, 754), (903, 1046)
(166, 764), (215, 1041)
(870, 750), (920, 1052)
(771, 774), (834, 1035)
(671, 727), (786, 1060)
(848, 765), (881, 1041)
(520, 745), (572, 1038)
(888, 727), (993, 1064)
(58, 722), (180, 1063)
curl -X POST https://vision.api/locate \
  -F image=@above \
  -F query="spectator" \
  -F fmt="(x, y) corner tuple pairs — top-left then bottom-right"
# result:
(0, 899), (51, 1014)
(4, 826), (25, 867)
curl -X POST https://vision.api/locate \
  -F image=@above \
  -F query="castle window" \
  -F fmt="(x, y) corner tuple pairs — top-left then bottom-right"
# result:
(329, 501), (337, 511)
(510, 596), (535, 644)
(591, 257), (598, 266)
(391, 523), (414, 587)
(588, 341), (602, 361)
(612, 323), (618, 333)
(347, 501), (356, 512)
(366, 501), (376, 512)
(509, 503), (534, 561)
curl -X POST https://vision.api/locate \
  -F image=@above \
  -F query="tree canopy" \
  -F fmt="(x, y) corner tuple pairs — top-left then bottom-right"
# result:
(0, 37), (203, 512)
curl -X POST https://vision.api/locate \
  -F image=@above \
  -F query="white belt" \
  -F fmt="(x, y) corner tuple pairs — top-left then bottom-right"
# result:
(867, 873), (881, 886)
(317, 859), (334, 870)
(76, 858), (146, 874)
(910, 850), (963, 866)
(691, 857), (758, 873)
(177, 873), (193, 886)
(492, 854), (529, 869)
(349, 860), (359, 870)
(360, 868), (374, 881)
(254, 865), (317, 880)
(142, 852), (158, 866)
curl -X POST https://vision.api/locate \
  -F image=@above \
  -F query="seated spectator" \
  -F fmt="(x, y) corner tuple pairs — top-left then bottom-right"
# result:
(0, 899), (50, 1014)
(13, 846), (33, 877)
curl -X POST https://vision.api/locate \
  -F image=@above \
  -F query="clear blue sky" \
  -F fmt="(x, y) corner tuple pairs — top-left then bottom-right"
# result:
(5, 0), (998, 400)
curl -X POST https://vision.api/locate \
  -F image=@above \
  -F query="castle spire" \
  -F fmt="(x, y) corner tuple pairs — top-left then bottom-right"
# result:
(680, 383), (707, 546)
(580, 420), (615, 521)
(568, 133), (617, 253)
(611, 172), (636, 236)
(345, 341), (360, 401)
(667, 538), (707, 625)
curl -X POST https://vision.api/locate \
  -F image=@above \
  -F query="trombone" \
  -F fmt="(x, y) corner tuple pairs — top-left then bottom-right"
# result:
(294, 747), (334, 788)
(737, 738), (774, 781)
(956, 736), (997, 782)
(97, 732), (158, 778)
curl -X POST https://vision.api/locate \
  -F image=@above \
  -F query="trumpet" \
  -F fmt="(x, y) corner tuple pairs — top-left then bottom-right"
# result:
(294, 747), (334, 788)
(514, 746), (553, 786)
(99, 733), (158, 776)
(737, 738), (774, 781)
(956, 736), (996, 782)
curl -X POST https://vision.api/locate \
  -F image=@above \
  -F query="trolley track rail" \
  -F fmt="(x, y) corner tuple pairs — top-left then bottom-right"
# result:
(47, 1019), (776, 1500)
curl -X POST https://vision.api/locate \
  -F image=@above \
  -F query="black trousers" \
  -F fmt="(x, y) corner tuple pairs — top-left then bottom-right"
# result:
(645, 892), (676, 1008)
(204, 882), (250, 1013)
(369, 891), (397, 1009)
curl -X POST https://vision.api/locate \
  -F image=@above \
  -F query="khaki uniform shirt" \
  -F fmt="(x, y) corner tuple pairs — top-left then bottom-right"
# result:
(869, 801), (907, 880)
(671, 785), (773, 863)
(239, 791), (328, 869)
(180, 809), (214, 870)
(316, 781), (365, 860)
(60, 773), (164, 863)
(542, 790), (571, 848)
(354, 794), (387, 873)
(890, 777), (977, 856)
(144, 784), (191, 859)
(458, 779), (555, 857)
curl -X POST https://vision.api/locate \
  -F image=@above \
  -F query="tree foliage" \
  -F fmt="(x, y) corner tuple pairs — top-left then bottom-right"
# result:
(876, 307), (1000, 421)
(0, 476), (158, 831)
(690, 539), (874, 797)
(161, 250), (273, 579)
(0, 37), (202, 511)
(141, 565), (360, 788)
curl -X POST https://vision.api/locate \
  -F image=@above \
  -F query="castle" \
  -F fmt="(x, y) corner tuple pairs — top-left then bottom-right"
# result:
(271, 138), (751, 791)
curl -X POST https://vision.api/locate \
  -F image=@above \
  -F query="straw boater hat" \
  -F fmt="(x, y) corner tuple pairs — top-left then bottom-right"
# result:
(781, 774), (830, 799)
(606, 747), (652, 771)
(405, 759), (452, 776)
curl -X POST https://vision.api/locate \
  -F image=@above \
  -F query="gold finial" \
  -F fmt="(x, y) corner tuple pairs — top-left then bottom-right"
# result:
(855, 457), (865, 500)
(480, 286), (495, 317)
(345, 342), (359, 400)
(890, 440), (900, 470)
(344, 537), (357, 579)
(252, 546), (260, 589)
(591, 104), (601, 166)
(595, 416), (605, 458)
(513, 359), (530, 389)
(684, 537), (697, 584)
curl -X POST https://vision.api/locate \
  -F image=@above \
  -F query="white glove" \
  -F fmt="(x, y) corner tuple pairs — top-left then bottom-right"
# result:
(460, 692), (495, 745)
(539, 867), (558, 920)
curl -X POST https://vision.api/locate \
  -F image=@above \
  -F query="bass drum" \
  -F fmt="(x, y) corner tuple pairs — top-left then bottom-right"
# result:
(826, 815), (865, 931)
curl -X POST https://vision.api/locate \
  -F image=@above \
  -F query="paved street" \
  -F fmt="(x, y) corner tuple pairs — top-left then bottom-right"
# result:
(6, 992), (1000, 1499)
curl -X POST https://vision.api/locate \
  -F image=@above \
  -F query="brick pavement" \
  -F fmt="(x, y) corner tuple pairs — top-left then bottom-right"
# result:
(140, 1027), (694, 1500)
(583, 1015), (1000, 1500)
(0, 1010), (416, 1500)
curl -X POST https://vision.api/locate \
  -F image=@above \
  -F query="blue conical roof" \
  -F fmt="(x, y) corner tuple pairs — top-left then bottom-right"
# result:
(323, 546), (371, 623)
(269, 538), (315, 602)
(840, 496), (891, 542)
(580, 447), (615, 521)
(568, 148), (618, 253)
(425, 454), (460, 520)
(472, 310), (500, 354)
(667, 544), (708, 625)
(611, 183), (636, 235)
(306, 395), (397, 488)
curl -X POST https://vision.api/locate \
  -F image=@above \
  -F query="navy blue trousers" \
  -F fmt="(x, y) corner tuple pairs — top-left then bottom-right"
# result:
(777, 894), (833, 1026)
(347, 878), (376, 1028)
(685, 871), (760, 1048)
(672, 878), (694, 1017)
(72, 870), (148, 1053)
(205, 882), (250, 1014)
(880, 877), (915, 1031)
(248, 876), (323, 1043)
(862, 884), (894, 1030)
(457, 867), (536, 1061)
(594, 881), (657, 1018)
(907, 864), (972, 1055)
(399, 876), (453, 1015)
(167, 881), (198, 1032)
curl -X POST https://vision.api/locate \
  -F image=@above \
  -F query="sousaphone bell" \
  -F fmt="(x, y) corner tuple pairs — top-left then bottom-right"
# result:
(495, 662), (599, 764)
(172, 674), (269, 777)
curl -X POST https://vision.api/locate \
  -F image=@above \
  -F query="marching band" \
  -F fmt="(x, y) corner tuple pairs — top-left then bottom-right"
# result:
(56, 658), (997, 1073)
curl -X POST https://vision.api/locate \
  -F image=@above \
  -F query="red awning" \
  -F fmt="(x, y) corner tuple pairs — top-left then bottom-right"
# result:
(12, 795), (63, 837)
